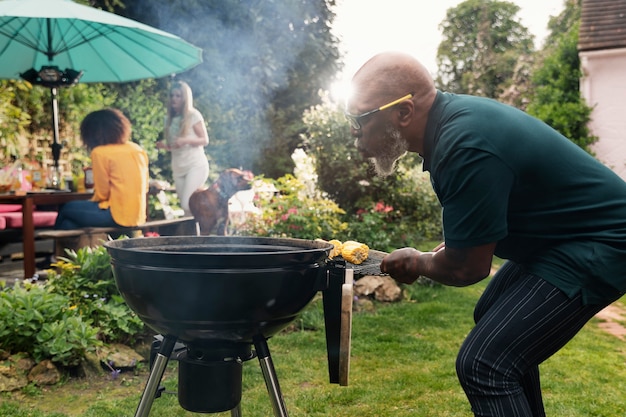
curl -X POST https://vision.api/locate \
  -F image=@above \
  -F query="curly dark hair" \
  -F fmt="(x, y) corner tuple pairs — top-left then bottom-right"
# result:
(80, 108), (131, 151)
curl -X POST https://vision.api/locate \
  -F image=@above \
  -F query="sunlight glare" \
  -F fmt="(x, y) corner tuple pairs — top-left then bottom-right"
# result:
(330, 77), (353, 108)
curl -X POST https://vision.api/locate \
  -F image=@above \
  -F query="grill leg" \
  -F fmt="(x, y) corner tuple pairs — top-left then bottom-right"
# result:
(134, 335), (177, 417)
(254, 336), (289, 417)
(231, 403), (242, 417)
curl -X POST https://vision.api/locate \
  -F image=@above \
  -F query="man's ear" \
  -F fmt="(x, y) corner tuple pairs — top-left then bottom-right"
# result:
(396, 102), (413, 127)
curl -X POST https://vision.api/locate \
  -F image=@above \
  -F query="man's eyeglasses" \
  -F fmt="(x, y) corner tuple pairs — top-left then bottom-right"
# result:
(345, 93), (414, 130)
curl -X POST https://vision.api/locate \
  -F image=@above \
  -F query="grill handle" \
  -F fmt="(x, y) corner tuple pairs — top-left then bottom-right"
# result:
(322, 262), (352, 385)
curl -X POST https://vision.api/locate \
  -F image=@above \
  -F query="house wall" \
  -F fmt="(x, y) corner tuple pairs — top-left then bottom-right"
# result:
(580, 48), (626, 180)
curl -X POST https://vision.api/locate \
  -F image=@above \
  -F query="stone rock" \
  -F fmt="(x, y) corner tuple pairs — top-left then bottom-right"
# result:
(0, 370), (28, 392)
(13, 356), (36, 373)
(98, 343), (145, 369)
(374, 276), (403, 302)
(355, 275), (385, 297)
(354, 275), (403, 302)
(76, 351), (105, 378)
(0, 364), (12, 377)
(28, 359), (61, 386)
(0, 353), (37, 392)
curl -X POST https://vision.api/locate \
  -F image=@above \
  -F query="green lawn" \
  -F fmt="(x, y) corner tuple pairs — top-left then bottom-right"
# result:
(1, 280), (626, 417)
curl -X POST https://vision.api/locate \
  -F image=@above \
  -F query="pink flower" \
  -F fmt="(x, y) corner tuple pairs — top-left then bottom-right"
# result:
(374, 201), (393, 213)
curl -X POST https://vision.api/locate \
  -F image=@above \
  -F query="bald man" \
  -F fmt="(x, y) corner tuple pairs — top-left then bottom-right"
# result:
(346, 52), (626, 417)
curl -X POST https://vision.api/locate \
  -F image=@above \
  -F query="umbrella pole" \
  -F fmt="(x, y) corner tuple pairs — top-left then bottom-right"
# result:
(50, 87), (62, 170)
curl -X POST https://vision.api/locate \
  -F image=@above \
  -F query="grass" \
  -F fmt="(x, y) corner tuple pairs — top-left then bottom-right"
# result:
(1, 279), (626, 417)
(1, 245), (626, 417)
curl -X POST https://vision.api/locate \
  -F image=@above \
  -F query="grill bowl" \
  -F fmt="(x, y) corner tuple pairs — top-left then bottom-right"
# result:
(105, 236), (332, 344)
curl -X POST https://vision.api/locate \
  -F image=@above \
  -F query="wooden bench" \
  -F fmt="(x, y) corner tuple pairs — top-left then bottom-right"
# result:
(36, 216), (197, 257)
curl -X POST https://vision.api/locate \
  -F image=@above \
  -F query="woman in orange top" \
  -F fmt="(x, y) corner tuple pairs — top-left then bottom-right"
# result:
(54, 108), (149, 229)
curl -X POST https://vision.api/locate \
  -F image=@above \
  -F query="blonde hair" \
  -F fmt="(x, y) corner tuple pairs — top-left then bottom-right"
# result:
(165, 80), (195, 140)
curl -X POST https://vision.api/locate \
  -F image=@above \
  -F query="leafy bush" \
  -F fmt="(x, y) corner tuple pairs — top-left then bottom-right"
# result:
(45, 245), (116, 305)
(237, 175), (348, 240)
(237, 162), (442, 252)
(526, 23), (597, 152)
(35, 316), (100, 367)
(0, 240), (146, 367)
(45, 243), (144, 344)
(88, 294), (145, 345)
(0, 281), (100, 367)
(341, 162), (443, 252)
(342, 201), (396, 252)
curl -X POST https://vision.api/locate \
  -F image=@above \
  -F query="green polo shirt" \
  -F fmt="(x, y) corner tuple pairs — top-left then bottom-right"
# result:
(422, 91), (626, 304)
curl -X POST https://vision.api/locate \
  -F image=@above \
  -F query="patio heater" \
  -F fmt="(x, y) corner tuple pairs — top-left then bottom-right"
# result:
(20, 65), (83, 176)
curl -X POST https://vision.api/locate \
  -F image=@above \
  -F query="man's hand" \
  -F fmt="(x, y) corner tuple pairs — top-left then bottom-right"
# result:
(380, 248), (422, 284)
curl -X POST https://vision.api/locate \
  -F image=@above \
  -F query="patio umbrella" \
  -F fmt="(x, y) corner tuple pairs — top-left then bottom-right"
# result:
(0, 0), (203, 168)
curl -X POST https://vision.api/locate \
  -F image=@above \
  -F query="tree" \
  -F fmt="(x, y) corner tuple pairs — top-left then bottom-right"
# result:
(115, 0), (341, 178)
(436, 0), (534, 97)
(0, 81), (31, 161)
(543, 0), (582, 46)
(525, 0), (596, 152)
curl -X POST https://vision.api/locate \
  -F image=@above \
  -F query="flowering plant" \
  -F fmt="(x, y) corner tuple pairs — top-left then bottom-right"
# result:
(237, 174), (347, 240)
(344, 200), (397, 252)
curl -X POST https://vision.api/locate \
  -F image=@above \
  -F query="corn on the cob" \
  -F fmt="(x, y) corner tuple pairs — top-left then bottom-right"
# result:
(328, 239), (343, 259)
(341, 240), (369, 264)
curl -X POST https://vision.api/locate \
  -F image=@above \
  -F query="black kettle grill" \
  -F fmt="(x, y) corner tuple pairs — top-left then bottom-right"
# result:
(105, 236), (360, 417)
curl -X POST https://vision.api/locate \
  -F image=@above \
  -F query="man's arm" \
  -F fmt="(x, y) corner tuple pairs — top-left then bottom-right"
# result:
(380, 242), (496, 286)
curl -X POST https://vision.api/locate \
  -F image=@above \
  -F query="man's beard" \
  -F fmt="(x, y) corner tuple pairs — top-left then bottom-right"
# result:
(370, 124), (409, 177)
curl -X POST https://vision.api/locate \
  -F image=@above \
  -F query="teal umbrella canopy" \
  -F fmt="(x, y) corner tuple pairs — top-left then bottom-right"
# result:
(0, 0), (203, 82)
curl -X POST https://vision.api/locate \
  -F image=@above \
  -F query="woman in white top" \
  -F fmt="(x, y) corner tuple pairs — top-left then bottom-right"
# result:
(157, 81), (210, 215)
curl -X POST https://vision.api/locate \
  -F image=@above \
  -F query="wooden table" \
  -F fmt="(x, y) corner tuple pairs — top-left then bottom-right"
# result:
(0, 191), (92, 278)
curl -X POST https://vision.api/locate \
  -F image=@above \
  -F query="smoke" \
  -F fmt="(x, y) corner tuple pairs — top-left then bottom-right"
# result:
(127, 0), (325, 171)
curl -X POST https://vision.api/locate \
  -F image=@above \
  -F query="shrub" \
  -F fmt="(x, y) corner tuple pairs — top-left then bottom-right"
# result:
(45, 243), (144, 344)
(0, 281), (101, 367)
(342, 201), (396, 252)
(88, 294), (145, 345)
(46, 244), (117, 302)
(378, 163), (443, 245)
(35, 316), (100, 367)
(237, 175), (348, 240)
(342, 164), (443, 252)
(237, 170), (442, 254)
(0, 240), (147, 367)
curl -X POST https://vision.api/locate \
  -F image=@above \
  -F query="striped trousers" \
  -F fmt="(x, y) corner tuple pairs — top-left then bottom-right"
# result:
(456, 261), (611, 416)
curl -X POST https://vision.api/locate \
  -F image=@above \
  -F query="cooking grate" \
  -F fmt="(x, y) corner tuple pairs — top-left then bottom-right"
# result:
(334, 249), (388, 277)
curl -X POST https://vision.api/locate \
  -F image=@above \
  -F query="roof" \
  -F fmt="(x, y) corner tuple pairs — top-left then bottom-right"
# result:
(578, 0), (626, 51)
